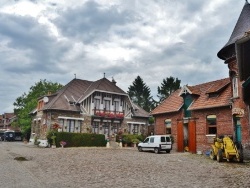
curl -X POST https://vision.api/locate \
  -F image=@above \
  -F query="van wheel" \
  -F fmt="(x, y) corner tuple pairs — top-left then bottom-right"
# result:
(138, 147), (143, 152)
(154, 148), (159, 154)
(166, 150), (170, 153)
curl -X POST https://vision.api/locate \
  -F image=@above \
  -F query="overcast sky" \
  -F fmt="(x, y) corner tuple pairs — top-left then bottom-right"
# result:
(0, 0), (246, 114)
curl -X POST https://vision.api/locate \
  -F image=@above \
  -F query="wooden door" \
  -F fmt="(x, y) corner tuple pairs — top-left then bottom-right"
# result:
(177, 120), (184, 152)
(188, 119), (196, 153)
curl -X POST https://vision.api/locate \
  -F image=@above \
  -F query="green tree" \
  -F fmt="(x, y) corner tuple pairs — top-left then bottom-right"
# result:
(13, 79), (63, 139)
(157, 76), (181, 103)
(128, 76), (153, 112)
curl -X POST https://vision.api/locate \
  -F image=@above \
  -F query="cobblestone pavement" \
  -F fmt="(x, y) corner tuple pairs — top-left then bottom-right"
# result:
(0, 141), (250, 188)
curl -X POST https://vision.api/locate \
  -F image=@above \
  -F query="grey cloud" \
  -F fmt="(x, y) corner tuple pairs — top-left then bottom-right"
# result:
(54, 1), (134, 43)
(0, 13), (70, 74)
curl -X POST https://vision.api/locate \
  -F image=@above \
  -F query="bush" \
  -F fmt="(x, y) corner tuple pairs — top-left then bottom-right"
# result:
(117, 134), (145, 146)
(46, 131), (106, 147)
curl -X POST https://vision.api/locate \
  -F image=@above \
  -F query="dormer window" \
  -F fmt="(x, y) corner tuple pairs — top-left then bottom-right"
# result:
(38, 100), (44, 110)
(69, 101), (75, 105)
(208, 93), (219, 98)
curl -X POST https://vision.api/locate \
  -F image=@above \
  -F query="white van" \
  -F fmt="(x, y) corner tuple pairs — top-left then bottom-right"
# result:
(138, 135), (172, 154)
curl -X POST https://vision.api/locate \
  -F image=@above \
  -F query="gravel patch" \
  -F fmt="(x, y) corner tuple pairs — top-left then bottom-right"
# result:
(1, 142), (250, 188)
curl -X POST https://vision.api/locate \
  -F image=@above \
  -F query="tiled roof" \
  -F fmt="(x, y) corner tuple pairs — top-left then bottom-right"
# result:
(218, 2), (250, 60)
(188, 78), (231, 110)
(132, 103), (150, 118)
(43, 78), (129, 112)
(151, 89), (183, 115)
(5, 113), (15, 118)
(151, 78), (231, 115)
(44, 79), (93, 111)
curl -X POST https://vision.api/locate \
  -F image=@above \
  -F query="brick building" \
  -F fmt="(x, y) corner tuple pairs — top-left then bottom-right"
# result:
(152, 1), (250, 154)
(30, 76), (150, 146)
(0, 113), (17, 131)
(217, 1), (250, 147)
(151, 78), (233, 153)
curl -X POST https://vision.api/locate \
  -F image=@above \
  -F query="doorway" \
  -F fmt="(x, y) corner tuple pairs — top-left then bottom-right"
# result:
(177, 119), (196, 153)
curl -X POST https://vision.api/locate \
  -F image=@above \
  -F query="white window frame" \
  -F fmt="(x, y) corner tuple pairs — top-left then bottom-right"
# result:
(104, 100), (110, 111)
(94, 98), (100, 109)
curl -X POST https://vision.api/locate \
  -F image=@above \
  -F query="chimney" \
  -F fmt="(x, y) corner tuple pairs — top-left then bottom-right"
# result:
(112, 77), (117, 85)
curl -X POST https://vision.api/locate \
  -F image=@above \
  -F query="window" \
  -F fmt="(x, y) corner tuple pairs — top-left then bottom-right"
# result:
(144, 137), (149, 143)
(104, 100), (110, 111)
(207, 115), (217, 134)
(161, 137), (166, 142)
(37, 100), (44, 110)
(92, 122), (99, 134)
(104, 93), (111, 98)
(67, 120), (75, 132)
(165, 119), (171, 134)
(95, 92), (101, 96)
(64, 120), (81, 133)
(59, 119), (65, 129)
(232, 76), (239, 98)
(111, 123), (119, 134)
(114, 101), (119, 112)
(103, 122), (110, 135)
(133, 125), (139, 134)
(150, 137), (154, 143)
(94, 99), (100, 109)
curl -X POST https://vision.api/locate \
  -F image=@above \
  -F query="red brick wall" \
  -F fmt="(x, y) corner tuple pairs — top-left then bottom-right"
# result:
(154, 107), (233, 152)
(228, 60), (250, 146)
(154, 111), (182, 150)
(192, 107), (233, 152)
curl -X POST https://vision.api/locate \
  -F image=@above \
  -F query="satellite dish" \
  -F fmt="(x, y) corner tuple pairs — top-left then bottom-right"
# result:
(43, 97), (49, 103)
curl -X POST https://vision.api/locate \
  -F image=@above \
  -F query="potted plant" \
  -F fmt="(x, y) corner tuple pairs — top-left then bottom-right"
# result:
(122, 135), (130, 147)
(60, 141), (67, 148)
(51, 135), (56, 148)
(132, 138), (140, 147)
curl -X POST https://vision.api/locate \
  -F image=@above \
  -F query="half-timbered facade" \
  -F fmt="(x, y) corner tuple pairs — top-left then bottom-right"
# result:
(30, 77), (150, 145)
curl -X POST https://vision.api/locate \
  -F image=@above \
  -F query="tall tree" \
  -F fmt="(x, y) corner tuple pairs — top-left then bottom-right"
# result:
(13, 79), (63, 139)
(128, 76), (153, 112)
(157, 76), (181, 103)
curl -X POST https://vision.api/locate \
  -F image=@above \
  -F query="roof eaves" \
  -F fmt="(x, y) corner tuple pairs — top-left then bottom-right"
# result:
(189, 104), (231, 111)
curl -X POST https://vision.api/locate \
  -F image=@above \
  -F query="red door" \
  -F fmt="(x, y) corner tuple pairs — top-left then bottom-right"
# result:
(177, 120), (184, 152)
(188, 119), (196, 153)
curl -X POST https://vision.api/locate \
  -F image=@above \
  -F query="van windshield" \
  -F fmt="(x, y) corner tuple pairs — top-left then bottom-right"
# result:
(143, 138), (149, 143)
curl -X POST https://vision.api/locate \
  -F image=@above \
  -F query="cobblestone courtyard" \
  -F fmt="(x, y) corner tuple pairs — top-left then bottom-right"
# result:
(0, 142), (250, 188)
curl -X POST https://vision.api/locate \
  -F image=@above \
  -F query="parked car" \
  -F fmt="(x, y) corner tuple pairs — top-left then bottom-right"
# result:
(14, 131), (22, 141)
(3, 130), (15, 141)
(0, 131), (4, 141)
(137, 135), (172, 154)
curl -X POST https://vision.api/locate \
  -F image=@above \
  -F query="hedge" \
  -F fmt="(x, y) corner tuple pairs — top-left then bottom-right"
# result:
(47, 131), (106, 147)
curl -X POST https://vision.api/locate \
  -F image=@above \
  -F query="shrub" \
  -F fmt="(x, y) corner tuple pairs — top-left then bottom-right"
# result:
(47, 132), (106, 147)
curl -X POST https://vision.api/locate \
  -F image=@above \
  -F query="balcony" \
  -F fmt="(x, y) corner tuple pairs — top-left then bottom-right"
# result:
(93, 109), (124, 119)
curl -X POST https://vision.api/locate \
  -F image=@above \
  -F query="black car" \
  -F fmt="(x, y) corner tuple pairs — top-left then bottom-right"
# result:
(3, 131), (15, 141)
